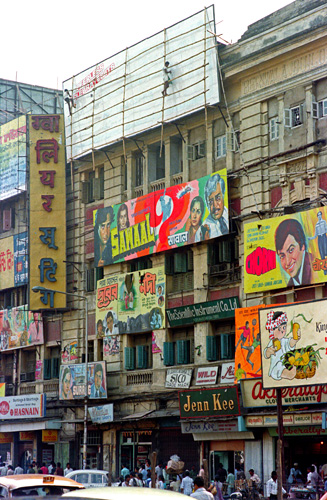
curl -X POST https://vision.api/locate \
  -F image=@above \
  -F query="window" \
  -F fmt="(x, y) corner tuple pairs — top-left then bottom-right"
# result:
(44, 346), (60, 380)
(124, 333), (152, 370)
(163, 328), (194, 366)
(135, 154), (144, 187)
(206, 333), (235, 362)
(148, 143), (165, 182)
(215, 135), (226, 158)
(130, 256), (152, 272)
(81, 168), (104, 203)
(187, 142), (206, 161)
(284, 105), (304, 128)
(208, 237), (239, 266)
(170, 137), (183, 174)
(1, 208), (15, 232)
(20, 349), (36, 382)
(312, 99), (327, 119)
(269, 117), (280, 141)
(86, 263), (104, 292)
(165, 249), (193, 275)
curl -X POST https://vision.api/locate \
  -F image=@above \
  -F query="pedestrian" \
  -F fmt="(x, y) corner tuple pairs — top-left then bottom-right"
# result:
(64, 463), (73, 476)
(121, 464), (130, 479)
(146, 470), (152, 487)
(140, 463), (148, 482)
(7, 465), (14, 475)
(217, 463), (227, 484)
(190, 466), (197, 480)
(266, 471), (286, 500)
(306, 465), (319, 499)
(40, 463), (49, 474)
(155, 462), (163, 478)
(129, 472), (138, 487)
(55, 462), (64, 476)
(208, 475), (223, 500)
(199, 464), (205, 478)
(137, 473), (144, 486)
(122, 474), (130, 487)
(158, 474), (165, 489)
(288, 463), (302, 488)
(14, 464), (24, 475)
(48, 461), (56, 474)
(181, 470), (194, 495)
(145, 458), (151, 471)
(191, 476), (214, 499)
(226, 468), (235, 495)
(321, 461), (327, 482)
(27, 464), (35, 474)
(163, 463), (170, 484)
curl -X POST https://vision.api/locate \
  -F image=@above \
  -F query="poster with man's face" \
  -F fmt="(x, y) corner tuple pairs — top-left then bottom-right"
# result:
(59, 361), (107, 400)
(244, 206), (327, 293)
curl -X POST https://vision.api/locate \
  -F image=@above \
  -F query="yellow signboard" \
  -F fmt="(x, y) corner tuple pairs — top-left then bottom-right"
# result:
(42, 430), (58, 442)
(29, 115), (66, 309)
(20, 431), (35, 441)
(0, 236), (14, 289)
(0, 384), (4, 397)
(244, 206), (327, 293)
(0, 433), (13, 444)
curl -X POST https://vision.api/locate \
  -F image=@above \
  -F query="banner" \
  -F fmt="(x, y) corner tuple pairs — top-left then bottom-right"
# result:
(167, 296), (239, 327)
(259, 299), (327, 389)
(244, 206), (327, 293)
(0, 306), (43, 352)
(0, 395), (45, 419)
(0, 116), (27, 200)
(94, 169), (228, 266)
(96, 266), (166, 334)
(59, 361), (107, 400)
(29, 114), (66, 310)
(14, 232), (28, 286)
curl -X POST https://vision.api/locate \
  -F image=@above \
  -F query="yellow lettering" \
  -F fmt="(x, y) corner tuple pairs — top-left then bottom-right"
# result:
(229, 400), (234, 410)
(222, 400), (227, 410)
(145, 212), (155, 242)
(133, 224), (141, 248)
(140, 221), (148, 245)
(203, 401), (209, 411)
(119, 231), (126, 254)
(212, 394), (222, 411)
(125, 226), (133, 251)
(191, 402), (196, 412)
(183, 395), (191, 412)
(197, 402), (203, 412)
(111, 227), (119, 258)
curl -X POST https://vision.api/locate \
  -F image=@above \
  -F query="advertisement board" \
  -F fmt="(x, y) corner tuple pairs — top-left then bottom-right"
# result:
(165, 368), (192, 389)
(0, 306), (43, 352)
(96, 266), (166, 334)
(59, 362), (107, 400)
(94, 169), (228, 266)
(195, 367), (218, 386)
(244, 206), (327, 293)
(88, 404), (114, 424)
(63, 7), (219, 161)
(29, 114), (66, 310)
(0, 233), (28, 290)
(0, 395), (45, 419)
(0, 116), (27, 200)
(259, 299), (327, 389)
(178, 386), (240, 419)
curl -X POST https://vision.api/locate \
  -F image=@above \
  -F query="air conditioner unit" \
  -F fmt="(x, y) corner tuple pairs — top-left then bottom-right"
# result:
(20, 373), (27, 382)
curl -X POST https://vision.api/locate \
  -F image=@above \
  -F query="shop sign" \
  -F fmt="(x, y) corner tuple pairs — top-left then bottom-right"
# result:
(0, 384), (4, 397)
(196, 367), (218, 386)
(269, 426), (327, 437)
(88, 404), (113, 424)
(42, 430), (57, 442)
(179, 386), (240, 419)
(0, 394), (45, 419)
(167, 297), (240, 327)
(264, 415), (294, 426)
(181, 420), (238, 434)
(246, 416), (264, 426)
(165, 368), (192, 389)
(0, 433), (13, 444)
(220, 363), (235, 384)
(241, 379), (327, 407)
(20, 431), (35, 441)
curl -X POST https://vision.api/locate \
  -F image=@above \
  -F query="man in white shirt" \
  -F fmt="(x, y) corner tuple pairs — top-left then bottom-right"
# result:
(181, 470), (194, 495)
(191, 476), (214, 500)
(14, 465), (24, 475)
(266, 471), (286, 500)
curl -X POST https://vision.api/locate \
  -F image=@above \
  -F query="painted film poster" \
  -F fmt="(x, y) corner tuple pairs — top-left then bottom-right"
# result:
(96, 266), (166, 335)
(234, 302), (287, 383)
(0, 116), (27, 201)
(245, 206), (327, 293)
(259, 299), (327, 389)
(94, 169), (228, 266)
(0, 232), (28, 290)
(59, 361), (107, 400)
(0, 306), (43, 352)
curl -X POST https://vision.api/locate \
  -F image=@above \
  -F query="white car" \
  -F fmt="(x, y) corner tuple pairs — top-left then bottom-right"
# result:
(63, 486), (185, 499)
(65, 470), (109, 489)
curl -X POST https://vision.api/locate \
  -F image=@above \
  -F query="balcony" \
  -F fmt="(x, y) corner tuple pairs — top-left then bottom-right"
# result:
(172, 173), (183, 185)
(20, 383), (36, 395)
(207, 262), (241, 286)
(43, 380), (59, 397)
(134, 186), (144, 198)
(150, 179), (165, 192)
(126, 371), (153, 386)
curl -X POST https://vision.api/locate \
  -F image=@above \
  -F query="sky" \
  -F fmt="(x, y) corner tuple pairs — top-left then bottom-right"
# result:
(2, 0), (295, 90)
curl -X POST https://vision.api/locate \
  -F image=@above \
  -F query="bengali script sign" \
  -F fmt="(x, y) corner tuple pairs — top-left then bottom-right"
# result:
(96, 266), (165, 335)
(167, 296), (239, 327)
(259, 299), (327, 389)
(0, 116), (27, 200)
(0, 306), (43, 352)
(59, 362), (107, 400)
(94, 169), (228, 266)
(244, 206), (327, 293)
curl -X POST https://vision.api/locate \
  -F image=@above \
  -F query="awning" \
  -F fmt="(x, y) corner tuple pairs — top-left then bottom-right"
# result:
(0, 420), (62, 432)
(119, 409), (179, 422)
(192, 431), (255, 441)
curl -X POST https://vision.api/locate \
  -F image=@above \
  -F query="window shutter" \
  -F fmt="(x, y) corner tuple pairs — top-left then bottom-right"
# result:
(86, 268), (95, 292)
(312, 102), (319, 119)
(174, 253), (187, 273)
(228, 334), (235, 360)
(187, 145), (195, 161)
(165, 254), (174, 275)
(124, 347), (135, 370)
(95, 266), (104, 283)
(163, 342), (175, 366)
(226, 132), (234, 152)
(299, 104), (304, 123)
(51, 357), (60, 379)
(284, 109), (291, 128)
(44, 359), (51, 380)
(92, 178), (101, 200)
(206, 336), (218, 362)
(323, 100), (327, 117)
(177, 340), (190, 365)
(2, 209), (14, 231)
(187, 250), (194, 271)
(81, 181), (90, 204)
(198, 142), (206, 157)
(220, 334), (230, 360)
(137, 345), (148, 369)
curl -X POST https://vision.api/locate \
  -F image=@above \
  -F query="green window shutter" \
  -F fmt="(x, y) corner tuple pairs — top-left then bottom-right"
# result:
(44, 359), (51, 380)
(174, 253), (187, 273)
(124, 347), (135, 370)
(163, 342), (175, 366)
(177, 340), (190, 365)
(51, 358), (60, 379)
(187, 250), (194, 271)
(220, 334), (231, 360)
(96, 266), (104, 282)
(206, 336), (218, 362)
(228, 334), (235, 360)
(165, 254), (174, 275)
(137, 345), (148, 369)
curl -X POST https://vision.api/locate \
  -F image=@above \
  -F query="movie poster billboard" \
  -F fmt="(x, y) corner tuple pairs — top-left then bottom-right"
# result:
(0, 232), (28, 290)
(94, 169), (228, 266)
(0, 116), (27, 200)
(96, 266), (166, 334)
(0, 306), (43, 352)
(259, 299), (327, 389)
(59, 361), (107, 400)
(14, 232), (28, 286)
(61, 341), (78, 363)
(244, 206), (327, 294)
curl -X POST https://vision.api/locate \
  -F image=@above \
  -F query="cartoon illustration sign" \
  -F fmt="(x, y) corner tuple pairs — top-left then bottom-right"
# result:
(96, 266), (166, 334)
(61, 341), (78, 363)
(59, 361), (107, 400)
(244, 206), (327, 293)
(94, 169), (228, 266)
(259, 299), (327, 389)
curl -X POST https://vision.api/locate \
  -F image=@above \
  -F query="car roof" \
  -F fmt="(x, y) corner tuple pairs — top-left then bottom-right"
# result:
(66, 470), (108, 475)
(64, 486), (186, 499)
(0, 474), (85, 491)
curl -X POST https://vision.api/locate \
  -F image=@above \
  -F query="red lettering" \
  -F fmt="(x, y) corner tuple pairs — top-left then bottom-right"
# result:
(246, 247), (276, 276)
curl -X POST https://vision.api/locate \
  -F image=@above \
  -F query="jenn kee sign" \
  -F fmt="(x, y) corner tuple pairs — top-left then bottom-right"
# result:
(179, 387), (240, 419)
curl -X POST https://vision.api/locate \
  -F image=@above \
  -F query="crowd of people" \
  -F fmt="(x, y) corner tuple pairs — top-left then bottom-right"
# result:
(0, 461), (73, 476)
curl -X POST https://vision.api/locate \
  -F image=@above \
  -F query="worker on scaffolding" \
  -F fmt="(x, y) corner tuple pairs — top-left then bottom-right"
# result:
(162, 61), (172, 96)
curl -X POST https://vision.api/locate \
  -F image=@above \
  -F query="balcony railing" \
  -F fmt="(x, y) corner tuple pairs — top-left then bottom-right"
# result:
(150, 179), (165, 192)
(126, 371), (153, 386)
(20, 383), (36, 395)
(134, 186), (144, 198)
(172, 173), (183, 185)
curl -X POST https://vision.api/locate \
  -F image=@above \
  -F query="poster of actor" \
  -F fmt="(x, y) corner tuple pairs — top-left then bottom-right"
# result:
(89, 362), (107, 399)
